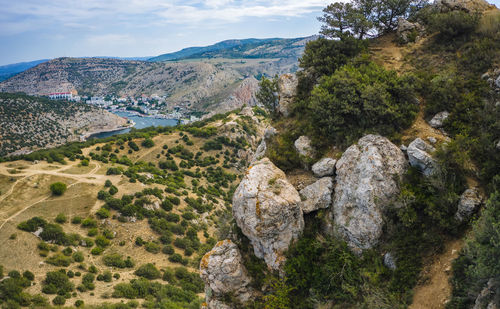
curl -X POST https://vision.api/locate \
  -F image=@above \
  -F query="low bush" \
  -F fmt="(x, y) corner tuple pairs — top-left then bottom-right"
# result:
(50, 182), (67, 196)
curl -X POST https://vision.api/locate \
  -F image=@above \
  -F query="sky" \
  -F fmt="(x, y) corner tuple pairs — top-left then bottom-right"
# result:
(0, 0), (335, 65)
(1, 0), (499, 66)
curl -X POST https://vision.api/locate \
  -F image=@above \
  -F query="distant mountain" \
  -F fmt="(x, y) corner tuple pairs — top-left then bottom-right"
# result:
(0, 36), (316, 114)
(0, 60), (49, 82)
(149, 37), (317, 62)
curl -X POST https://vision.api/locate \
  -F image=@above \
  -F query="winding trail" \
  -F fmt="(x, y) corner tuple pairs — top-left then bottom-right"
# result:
(0, 161), (104, 232)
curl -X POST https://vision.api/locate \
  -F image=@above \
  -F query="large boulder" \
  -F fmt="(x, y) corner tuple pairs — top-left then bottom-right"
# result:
(330, 135), (408, 251)
(455, 188), (483, 222)
(436, 0), (491, 12)
(233, 158), (304, 270)
(311, 158), (337, 177)
(294, 136), (314, 158)
(396, 18), (423, 43)
(429, 111), (450, 129)
(299, 177), (334, 214)
(277, 74), (298, 117)
(407, 138), (437, 176)
(200, 240), (253, 308)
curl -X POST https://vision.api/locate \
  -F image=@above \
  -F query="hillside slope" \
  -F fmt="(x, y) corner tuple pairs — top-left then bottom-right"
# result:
(149, 37), (315, 62)
(0, 93), (128, 156)
(0, 37), (312, 114)
(0, 107), (268, 307)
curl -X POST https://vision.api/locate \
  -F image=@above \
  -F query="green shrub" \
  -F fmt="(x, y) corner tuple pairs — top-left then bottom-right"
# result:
(55, 213), (67, 224)
(142, 138), (155, 148)
(71, 216), (82, 224)
(75, 300), (84, 307)
(81, 218), (97, 228)
(91, 247), (104, 255)
(109, 185), (118, 195)
(50, 182), (67, 196)
(103, 253), (135, 268)
(22, 271), (34, 281)
(308, 61), (418, 147)
(72, 251), (84, 262)
(52, 295), (66, 305)
(96, 207), (110, 219)
(135, 263), (161, 280)
(46, 253), (72, 267)
(429, 11), (480, 41)
(145, 242), (161, 254)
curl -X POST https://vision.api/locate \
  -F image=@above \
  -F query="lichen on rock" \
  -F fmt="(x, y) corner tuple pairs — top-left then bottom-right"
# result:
(232, 158), (304, 270)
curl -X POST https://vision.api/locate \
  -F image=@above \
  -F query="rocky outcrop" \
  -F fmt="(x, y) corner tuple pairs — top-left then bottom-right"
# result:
(455, 188), (483, 222)
(384, 252), (397, 270)
(473, 278), (498, 309)
(251, 140), (267, 163)
(330, 135), (408, 251)
(294, 136), (314, 158)
(436, 0), (491, 12)
(232, 158), (304, 270)
(299, 177), (333, 214)
(200, 240), (254, 308)
(239, 106), (255, 117)
(407, 138), (437, 176)
(311, 158), (336, 177)
(429, 111), (450, 128)
(277, 74), (298, 117)
(143, 196), (162, 211)
(264, 126), (277, 140)
(396, 18), (423, 43)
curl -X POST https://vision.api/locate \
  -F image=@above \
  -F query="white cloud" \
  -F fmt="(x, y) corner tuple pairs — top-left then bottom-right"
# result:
(0, 0), (333, 32)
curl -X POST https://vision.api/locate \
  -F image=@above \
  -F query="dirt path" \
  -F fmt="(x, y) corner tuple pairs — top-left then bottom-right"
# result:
(0, 175), (28, 204)
(0, 160), (106, 231)
(410, 239), (464, 309)
(0, 195), (50, 231)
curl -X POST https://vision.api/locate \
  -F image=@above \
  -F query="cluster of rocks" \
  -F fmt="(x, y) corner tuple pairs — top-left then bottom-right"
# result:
(396, 17), (424, 43)
(482, 68), (500, 94)
(201, 118), (486, 307)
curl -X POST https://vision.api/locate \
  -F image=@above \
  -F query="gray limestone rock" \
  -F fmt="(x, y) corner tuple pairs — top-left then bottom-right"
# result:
(232, 158), (304, 270)
(299, 177), (333, 214)
(200, 240), (254, 308)
(311, 158), (336, 177)
(407, 138), (437, 176)
(455, 188), (483, 222)
(330, 135), (408, 251)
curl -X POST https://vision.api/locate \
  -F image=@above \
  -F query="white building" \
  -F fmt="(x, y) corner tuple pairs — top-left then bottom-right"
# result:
(49, 92), (73, 100)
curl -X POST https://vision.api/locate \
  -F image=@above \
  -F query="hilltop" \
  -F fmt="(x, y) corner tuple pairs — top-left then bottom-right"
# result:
(149, 36), (316, 62)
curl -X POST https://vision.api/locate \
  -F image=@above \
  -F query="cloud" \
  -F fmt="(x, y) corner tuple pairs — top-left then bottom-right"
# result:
(0, 0), (332, 33)
(85, 34), (134, 46)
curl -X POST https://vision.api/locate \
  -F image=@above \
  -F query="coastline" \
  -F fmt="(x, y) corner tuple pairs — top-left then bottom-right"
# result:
(80, 120), (135, 141)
